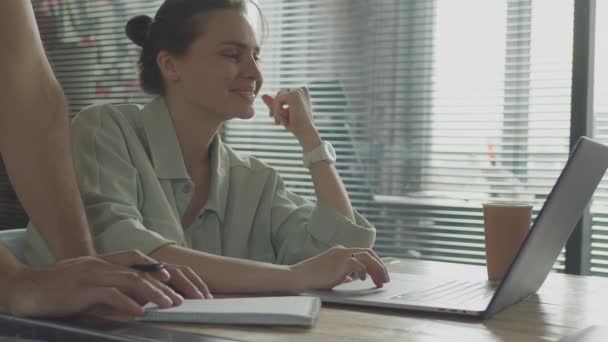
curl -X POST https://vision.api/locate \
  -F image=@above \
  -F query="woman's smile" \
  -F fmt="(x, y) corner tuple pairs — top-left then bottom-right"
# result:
(230, 87), (257, 103)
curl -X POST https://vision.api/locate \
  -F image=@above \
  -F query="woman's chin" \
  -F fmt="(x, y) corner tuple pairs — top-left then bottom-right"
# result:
(232, 107), (256, 120)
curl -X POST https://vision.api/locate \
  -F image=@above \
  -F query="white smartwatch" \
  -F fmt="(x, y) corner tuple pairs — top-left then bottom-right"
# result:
(303, 140), (336, 168)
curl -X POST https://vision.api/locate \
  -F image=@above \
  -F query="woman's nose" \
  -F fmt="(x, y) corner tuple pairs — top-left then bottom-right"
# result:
(244, 57), (262, 81)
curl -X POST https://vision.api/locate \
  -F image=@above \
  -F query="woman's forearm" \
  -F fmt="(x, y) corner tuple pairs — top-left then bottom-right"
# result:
(150, 244), (305, 294)
(301, 136), (355, 223)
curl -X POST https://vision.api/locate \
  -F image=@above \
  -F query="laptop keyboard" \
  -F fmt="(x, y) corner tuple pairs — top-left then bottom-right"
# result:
(389, 280), (497, 306)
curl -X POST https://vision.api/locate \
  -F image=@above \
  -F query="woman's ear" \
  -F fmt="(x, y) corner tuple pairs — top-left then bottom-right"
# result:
(157, 50), (180, 83)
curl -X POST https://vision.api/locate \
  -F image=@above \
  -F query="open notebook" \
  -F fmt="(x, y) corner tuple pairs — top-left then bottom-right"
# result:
(137, 296), (321, 326)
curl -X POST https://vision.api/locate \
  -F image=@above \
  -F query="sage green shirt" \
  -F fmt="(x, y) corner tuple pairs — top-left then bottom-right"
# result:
(25, 97), (375, 266)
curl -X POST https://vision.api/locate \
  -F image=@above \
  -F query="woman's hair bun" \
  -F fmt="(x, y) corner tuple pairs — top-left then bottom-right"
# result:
(125, 15), (153, 47)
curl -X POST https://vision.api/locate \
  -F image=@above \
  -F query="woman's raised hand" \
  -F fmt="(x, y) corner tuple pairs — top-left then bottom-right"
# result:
(261, 87), (322, 149)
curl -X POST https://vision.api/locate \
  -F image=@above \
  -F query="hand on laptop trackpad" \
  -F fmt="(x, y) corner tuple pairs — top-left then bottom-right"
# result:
(330, 278), (385, 297)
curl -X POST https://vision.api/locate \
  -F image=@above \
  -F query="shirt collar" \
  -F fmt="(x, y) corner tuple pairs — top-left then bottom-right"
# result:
(141, 97), (190, 180)
(141, 97), (229, 222)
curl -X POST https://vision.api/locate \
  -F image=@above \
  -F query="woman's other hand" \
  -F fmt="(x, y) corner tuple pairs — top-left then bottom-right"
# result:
(288, 245), (391, 292)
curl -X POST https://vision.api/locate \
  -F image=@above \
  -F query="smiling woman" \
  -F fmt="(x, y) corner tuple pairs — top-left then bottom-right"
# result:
(24, 0), (385, 295)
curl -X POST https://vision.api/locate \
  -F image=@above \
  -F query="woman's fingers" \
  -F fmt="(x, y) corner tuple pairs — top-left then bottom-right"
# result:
(262, 94), (275, 120)
(352, 252), (390, 288)
(263, 92), (294, 126)
(349, 247), (383, 265)
(326, 246), (390, 287)
(274, 97), (290, 126)
(273, 94), (283, 121)
(342, 257), (367, 287)
(262, 94), (283, 125)
(349, 248), (391, 282)
(142, 273), (184, 306)
(178, 266), (213, 299)
(277, 107), (289, 125)
(166, 265), (209, 299)
(261, 94), (273, 109)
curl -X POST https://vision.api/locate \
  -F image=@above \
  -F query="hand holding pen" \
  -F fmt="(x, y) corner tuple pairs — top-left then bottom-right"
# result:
(6, 250), (212, 318)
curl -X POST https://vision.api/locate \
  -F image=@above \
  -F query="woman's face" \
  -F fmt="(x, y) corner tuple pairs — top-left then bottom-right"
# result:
(169, 9), (263, 120)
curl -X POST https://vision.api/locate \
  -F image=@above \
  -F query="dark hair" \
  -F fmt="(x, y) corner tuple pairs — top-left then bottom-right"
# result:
(126, 0), (263, 95)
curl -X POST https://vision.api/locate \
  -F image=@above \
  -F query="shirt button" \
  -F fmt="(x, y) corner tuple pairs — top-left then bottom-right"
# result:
(182, 184), (192, 194)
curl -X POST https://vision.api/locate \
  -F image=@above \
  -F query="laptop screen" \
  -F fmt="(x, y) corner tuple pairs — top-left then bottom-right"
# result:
(484, 137), (608, 318)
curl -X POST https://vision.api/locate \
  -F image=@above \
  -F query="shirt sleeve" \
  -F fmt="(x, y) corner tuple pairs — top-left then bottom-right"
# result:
(269, 171), (376, 265)
(71, 105), (176, 255)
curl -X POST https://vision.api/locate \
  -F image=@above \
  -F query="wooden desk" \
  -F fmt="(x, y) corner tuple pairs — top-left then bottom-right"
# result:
(143, 259), (608, 341)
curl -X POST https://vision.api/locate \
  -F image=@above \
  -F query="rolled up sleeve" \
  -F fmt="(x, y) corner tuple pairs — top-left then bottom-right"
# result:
(269, 173), (375, 265)
(72, 105), (175, 255)
(84, 196), (175, 255)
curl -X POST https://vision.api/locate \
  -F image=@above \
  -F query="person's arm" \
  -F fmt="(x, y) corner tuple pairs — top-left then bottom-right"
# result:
(0, 245), (197, 318)
(261, 89), (355, 222)
(261, 90), (374, 264)
(267, 172), (375, 264)
(301, 135), (356, 222)
(150, 244), (389, 294)
(0, 1), (93, 258)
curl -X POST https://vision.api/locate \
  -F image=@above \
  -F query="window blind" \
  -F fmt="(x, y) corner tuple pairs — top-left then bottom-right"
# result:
(590, 0), (608, 276)
(33, 0), (162, 115)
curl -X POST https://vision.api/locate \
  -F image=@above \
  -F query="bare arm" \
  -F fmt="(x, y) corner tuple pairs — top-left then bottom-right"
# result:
(262, 90), (355, 222)
(0, 243), (387, 316)
(150, 244), (389, 294)
(0, 245), (193, 317)
(300, 133), (356, 222)
(0, 1), (94, 258)
(150, 245), (300, 294)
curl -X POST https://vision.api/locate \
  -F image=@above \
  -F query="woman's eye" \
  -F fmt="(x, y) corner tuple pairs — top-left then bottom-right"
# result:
(223, 52), (260, 63)
(225, 53), (240, 61)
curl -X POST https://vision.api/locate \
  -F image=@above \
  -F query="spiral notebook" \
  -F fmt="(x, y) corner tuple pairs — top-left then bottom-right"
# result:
(137, 296), (321, 326)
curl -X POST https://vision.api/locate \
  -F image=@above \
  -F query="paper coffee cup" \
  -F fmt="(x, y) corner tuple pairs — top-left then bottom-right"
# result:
(482, 202), (533, 282)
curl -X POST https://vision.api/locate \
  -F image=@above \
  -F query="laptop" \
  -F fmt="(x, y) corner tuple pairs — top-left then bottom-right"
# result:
(308, 136), (608, 319)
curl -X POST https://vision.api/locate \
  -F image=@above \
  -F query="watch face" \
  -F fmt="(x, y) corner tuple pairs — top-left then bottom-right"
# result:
(324, 141), (337, 161)
(303, 140), (336, 168)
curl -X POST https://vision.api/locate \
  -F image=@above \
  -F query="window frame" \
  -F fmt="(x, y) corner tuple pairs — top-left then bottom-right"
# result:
(565, 0), (596, 275)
